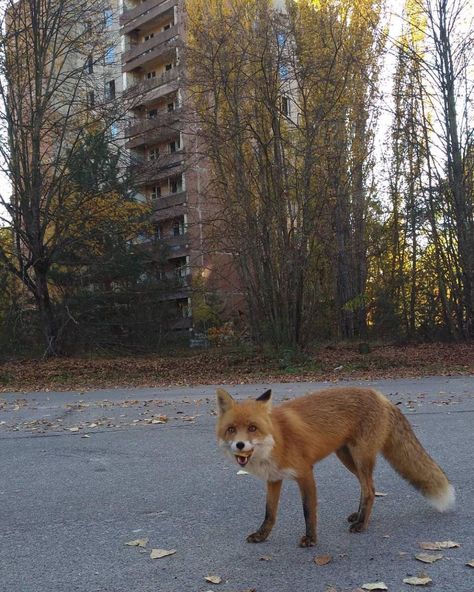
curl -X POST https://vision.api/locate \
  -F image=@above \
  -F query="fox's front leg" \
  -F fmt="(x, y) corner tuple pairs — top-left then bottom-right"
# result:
(296, 470), (317, 547)
(247, 480), (282, 543)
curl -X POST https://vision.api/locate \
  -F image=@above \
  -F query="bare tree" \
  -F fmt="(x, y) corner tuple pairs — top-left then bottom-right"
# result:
(0, 0), (131, 355)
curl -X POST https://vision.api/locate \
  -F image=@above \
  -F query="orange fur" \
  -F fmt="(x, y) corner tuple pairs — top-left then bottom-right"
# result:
(216, 387), (454, 546)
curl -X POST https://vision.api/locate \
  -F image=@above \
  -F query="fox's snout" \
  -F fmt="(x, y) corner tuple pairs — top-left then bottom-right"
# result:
(231, 440), (254, 453)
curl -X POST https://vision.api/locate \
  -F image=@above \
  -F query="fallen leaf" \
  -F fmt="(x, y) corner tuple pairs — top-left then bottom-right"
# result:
(466, 560), (474, 568)
(150, 548), (176, 559)
(361, 583), (388, 591)
(403, 576), (432, 586)
(415, 553), (443, 564)
(237, 470), (249, 475)
(125, 538), (149, 548)
(204, 575), (222, 584)
(259, 555), (272, 561)
(314, 554), (332, 566)
(375, 492), (387, 497)
(68, 427), (80, 432)
(419, 540), (460, 550)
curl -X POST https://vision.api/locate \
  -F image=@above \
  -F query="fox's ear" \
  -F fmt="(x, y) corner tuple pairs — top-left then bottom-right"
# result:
(216, 388), (234, 415)
(256, 389), (272, 409)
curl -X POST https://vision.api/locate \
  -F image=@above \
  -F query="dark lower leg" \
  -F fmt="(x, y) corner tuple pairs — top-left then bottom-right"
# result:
(336, 446), (361, 523)
(297, 472), (317, 547)
(247, 480), (282, 543)
(349, 469), (375, 533)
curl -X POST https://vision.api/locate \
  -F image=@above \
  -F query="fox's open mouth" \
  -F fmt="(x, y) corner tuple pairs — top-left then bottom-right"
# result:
(234, 452), (252, 467)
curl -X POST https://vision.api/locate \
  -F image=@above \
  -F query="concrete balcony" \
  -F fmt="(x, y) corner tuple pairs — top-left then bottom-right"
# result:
(131, 151), (185, 185)
(159, 233), (189, 259)
(153, 203), (187, 222)
(152, 190), (187, 217)
(121, 0), (178, 35)
(123, 68), (179, 105)
(125, 109), (182, 148)
(171, 317), (192, 330)
(123, 25), (179, 73)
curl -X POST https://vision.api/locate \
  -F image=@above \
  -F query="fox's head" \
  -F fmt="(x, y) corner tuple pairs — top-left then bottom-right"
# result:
(215, 388), (274, 468)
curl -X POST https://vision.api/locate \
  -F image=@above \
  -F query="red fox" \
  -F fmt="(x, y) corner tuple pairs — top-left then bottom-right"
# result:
(216, 387), (455, 547)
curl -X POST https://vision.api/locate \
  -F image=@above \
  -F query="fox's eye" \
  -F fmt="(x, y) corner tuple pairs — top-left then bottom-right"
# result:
(248, 424), (257, 432)
(227, 426), (236, 434)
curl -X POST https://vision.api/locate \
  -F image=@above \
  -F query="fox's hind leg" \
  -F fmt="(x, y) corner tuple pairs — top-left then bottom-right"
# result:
(247, 480), (282, 543)
(336, 446), (363, 523)
(346, 445), (376, 533)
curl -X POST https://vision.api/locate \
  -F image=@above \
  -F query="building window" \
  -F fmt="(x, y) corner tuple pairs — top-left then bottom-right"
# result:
(163, 23), (171, 31)
(147, 109), (158, 119)
(170, 175), (182, 194)
(87, 91), (95, 109)
(172, 217), (185, 237)
(86, 55), (93, 74)
(146, 70), (156, 79)
(167, 102), (174, 113)
(169, 139), (180, 153)
(105, 80), (115, 100)
(154, 223), (163, 239)
(104, 46), (115, 65)
(174, 260), (188, 280)
(176, 298), (190, 317)
(165, 63), (173, 71)
(144, 32), (154, 41)
(149, 147), (160, 161)
(281, 96), (289, 117)
(151, 186), (161, 199)
(104, 9), (113, 28)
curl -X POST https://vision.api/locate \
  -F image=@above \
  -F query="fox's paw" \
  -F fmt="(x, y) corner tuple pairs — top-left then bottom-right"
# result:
(299, 535), (316, 547)
(246, 531), (268, 543)
(347, 512), (359, 523)
(349, 521), (366, 533)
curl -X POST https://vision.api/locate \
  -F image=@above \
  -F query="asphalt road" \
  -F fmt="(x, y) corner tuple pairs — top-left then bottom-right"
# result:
(1, 376), (473, 592)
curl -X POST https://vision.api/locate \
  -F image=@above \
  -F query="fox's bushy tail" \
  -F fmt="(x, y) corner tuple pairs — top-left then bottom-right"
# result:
(382, 404), (455, 512)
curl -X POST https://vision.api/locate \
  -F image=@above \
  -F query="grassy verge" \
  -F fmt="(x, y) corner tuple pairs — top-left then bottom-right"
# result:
(0, 342), (473, 392)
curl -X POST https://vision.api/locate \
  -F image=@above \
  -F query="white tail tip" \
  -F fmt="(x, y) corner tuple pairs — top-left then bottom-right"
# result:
(427, 483), (456, 512)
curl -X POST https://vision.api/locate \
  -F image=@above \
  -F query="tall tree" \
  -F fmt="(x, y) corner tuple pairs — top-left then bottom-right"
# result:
(185, 0), (383, 347)
(0, 0), (130, 355)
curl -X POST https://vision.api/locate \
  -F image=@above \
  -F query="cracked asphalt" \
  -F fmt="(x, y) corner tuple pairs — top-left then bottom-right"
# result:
(0, 376), (473, 592)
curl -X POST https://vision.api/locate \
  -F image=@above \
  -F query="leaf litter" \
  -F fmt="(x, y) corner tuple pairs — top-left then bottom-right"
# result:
(314, 554), (332, 566)
(415, 553), (443, 564)
(403, 575), (432, 586)
(150, 548), (176, 559)
(204, 575), (222, 584)
(419, 540), (460, 550)
(361, 583), (388, 591)
(125, 538), (149, 548)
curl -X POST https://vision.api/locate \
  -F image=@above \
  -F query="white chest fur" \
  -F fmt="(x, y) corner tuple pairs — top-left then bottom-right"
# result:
(245, 456), (297, 481)
(245, 435), (296, 482)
